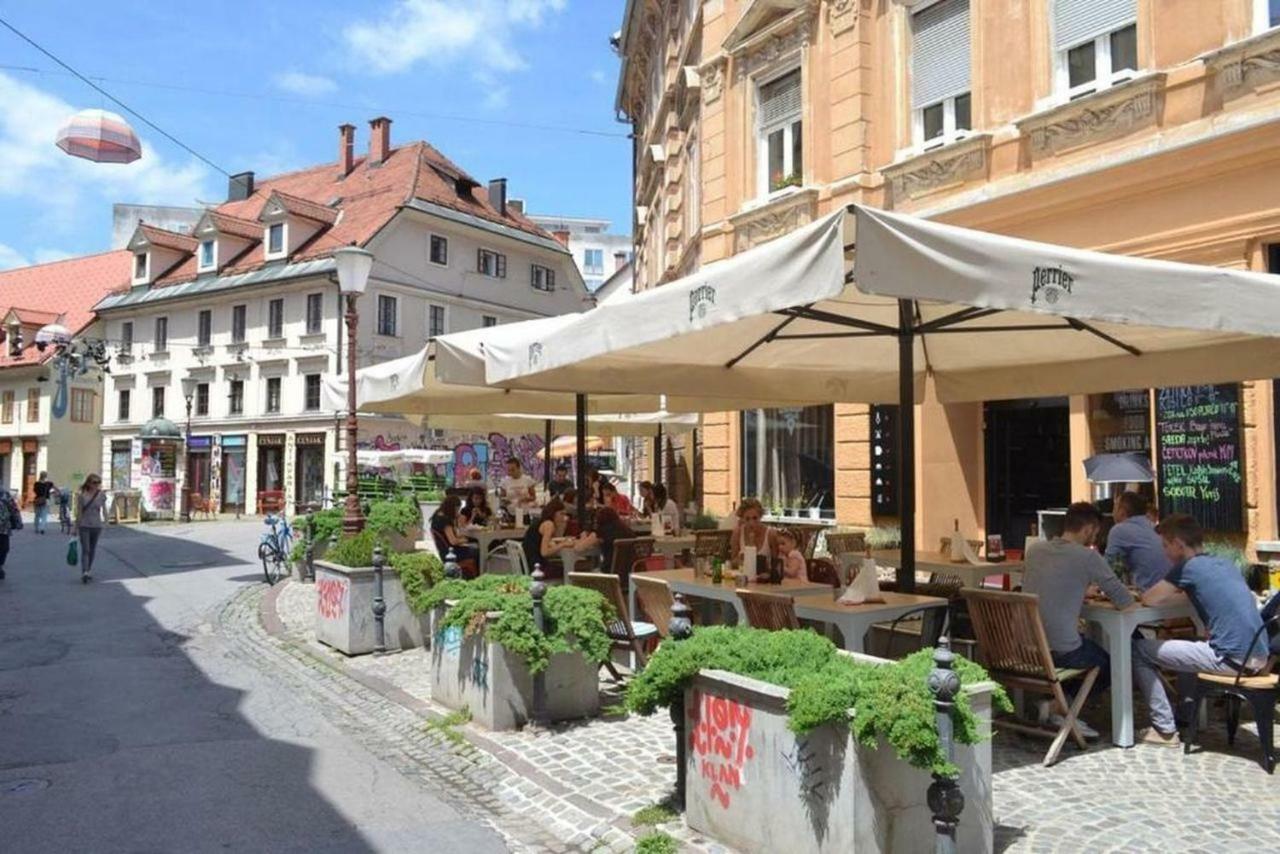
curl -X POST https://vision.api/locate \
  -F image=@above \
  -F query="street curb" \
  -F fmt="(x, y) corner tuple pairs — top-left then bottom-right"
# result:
(259, 580), (641, 839)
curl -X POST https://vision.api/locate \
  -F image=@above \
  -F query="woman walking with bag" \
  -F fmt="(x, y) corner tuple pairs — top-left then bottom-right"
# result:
(0, 487), (19, 580)
(73, 474), (107, 583)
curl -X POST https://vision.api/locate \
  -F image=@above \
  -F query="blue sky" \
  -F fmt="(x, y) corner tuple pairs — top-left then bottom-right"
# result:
(0, 0), (631, 269)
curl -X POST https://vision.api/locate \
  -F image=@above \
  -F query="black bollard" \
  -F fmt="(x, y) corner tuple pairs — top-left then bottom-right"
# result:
(371, 546), (387, 654)
(444, 547), (461, 580)
(304, 511), (316, 581)
(668, 593), (694, 810)
(927, 637), (964, 854)
(529, 565), (547, 729)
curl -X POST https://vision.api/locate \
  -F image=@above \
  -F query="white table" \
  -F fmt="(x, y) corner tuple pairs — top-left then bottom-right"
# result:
(1081, 598), (1199, 748)
(627, 568), (833, 624)
(465, 527), (525, 573)
(872, 550), (1024, 589)
(793, 593), (949, 653)
(651, 535), (697, 563)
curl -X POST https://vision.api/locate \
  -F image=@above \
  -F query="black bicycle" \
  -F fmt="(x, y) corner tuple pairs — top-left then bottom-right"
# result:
(257, 514), (294, 585)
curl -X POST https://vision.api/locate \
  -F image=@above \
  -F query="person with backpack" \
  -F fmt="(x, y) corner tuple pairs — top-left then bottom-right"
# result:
(0, 487), (19, 580)
(32, 471), (53, 534)
(73, 474), (108, 583)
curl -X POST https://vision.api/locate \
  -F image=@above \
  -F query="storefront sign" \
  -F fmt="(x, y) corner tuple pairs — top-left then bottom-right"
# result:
(257, 433), (285, 447)
(188, 435), (213, 450)
(296, 432), (326, 446)
(1155, 384), (1242, 531)
(222, 435), (247, 448)
(1089, 390), (1150, 454)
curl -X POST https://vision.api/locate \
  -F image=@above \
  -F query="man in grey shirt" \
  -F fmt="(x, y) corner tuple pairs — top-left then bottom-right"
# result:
(1023, 502), (1135, 735)
(1104, 491), (1171, 590)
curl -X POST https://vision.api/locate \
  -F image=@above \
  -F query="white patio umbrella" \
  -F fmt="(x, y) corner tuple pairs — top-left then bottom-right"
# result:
(482, 205), (1280, 586)
(417, 409), (699, 438)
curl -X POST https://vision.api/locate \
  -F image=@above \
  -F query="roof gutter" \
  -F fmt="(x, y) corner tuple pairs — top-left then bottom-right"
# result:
(614, 0), (641, 120)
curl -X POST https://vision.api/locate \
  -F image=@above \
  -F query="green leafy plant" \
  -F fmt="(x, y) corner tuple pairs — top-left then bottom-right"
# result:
(325, 530), (379, 568)
(634, 831), (678, 854)
(365, 496), (422, 537)
(290, 508), (344, 562)
(631, 802), (678, 828)
(417, 573), (615, 673)
(864, 524), (902, 550)
(626, 626), (1008, 776)
(390, 551), (444, 610)
(686, 512), (721, 531)
(769, 171), (803, 192)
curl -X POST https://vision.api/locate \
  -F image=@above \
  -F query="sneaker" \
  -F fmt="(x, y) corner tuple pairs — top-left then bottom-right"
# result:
(1137, 727), (1180, 748)
(0, 567), (5, 580)
(81, 573), (90, 584)
(1050, 713), (1099, 739)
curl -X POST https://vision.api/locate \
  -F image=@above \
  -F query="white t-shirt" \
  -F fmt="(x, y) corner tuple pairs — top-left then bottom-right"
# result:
(500, 474), (537, 508)
(659, 499), (681, 535)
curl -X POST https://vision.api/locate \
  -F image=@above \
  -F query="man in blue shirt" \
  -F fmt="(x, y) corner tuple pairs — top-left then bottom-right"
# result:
(1133, 514), (1268, 747)
(1104, 492), (1170, 590)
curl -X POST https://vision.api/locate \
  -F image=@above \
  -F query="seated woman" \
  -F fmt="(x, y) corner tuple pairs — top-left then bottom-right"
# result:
(593, 506), (636, 572)
(430, 495), (478, 565)
(730, 497), (779, 570)
(775, 528), (807, 580)
(460, 487), (493, 528)
(522, 498), (597, 580)
(600, 480), (635, 516)
(652, 483), (681, 535)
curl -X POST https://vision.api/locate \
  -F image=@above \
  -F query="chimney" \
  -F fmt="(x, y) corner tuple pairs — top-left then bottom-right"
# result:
(368, 116), (392, 166)
(508, 198), (525, 216)
(614, 250), (628, 272)
(227, 171), (254, 202)
(488, 178), (508, 216)
(338, 123), (356, 177)
(552, 229), (570, 247)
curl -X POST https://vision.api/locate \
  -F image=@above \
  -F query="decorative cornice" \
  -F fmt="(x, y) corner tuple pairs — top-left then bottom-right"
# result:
(728, 187), (819, 252)
(1016, 73), (1166, 159)
(882, 134), (992, 205)
(1203, 27), (1280, 100)
(700, 55), (727, 105)
(731, 7), (815, 79)
(828, 0), (857, 35)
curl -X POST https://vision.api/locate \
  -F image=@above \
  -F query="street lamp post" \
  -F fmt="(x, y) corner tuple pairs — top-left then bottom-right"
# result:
(180, 376), (196, 524)
(334, 246), (375, 535)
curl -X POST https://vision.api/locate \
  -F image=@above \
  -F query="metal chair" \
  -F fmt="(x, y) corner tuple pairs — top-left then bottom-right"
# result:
(960, 588), (1099, 766)
(504, 539), (531, 576)
(736, 589), (800, 631)
(569, 572), (659, 672)
(1183, 593), (1280, 773)
(693, 529), (732, 562)
(633, 575), (677, 638)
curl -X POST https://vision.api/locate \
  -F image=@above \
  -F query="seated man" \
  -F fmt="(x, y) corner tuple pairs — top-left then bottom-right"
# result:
(1134, 514), (1269, 747)
(1023, 502), (1135, 737)
(497, 458), (536, 516)
(548, 464), (572, 497)
(1104, 491), (1171, 591)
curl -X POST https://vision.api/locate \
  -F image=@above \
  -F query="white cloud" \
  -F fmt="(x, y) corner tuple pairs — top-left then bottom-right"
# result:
(345, 0), (567, 75)
(589, 69), (608, 85)
(0, 243), (29, 270)
(0, 73), (210, 244)
(273, 71), (338, 97)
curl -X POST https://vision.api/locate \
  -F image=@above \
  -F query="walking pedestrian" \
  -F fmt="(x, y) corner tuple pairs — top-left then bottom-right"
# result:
(73, 474), (107, 583)
(32, 471), (53, 534)
(0, 487), (18, 580)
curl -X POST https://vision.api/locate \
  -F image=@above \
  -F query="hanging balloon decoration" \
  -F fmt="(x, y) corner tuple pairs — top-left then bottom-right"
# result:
(55, 108), (142, 164)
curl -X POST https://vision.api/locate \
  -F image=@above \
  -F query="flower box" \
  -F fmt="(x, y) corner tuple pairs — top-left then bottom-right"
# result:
(430, 612), (601, 731)
(313, 559), (431, 655)
(684, 656), (993, 854)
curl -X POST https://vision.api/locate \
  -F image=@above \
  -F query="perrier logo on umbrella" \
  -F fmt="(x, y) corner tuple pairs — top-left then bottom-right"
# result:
(528, 342), (543, 369)
(689, 283), (716, 322)
(1030, 264), (1074, 305)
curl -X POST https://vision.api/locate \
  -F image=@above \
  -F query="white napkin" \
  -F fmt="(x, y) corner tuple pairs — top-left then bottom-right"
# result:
(960, 537), (985, 565)
(839, 557), (883, 605)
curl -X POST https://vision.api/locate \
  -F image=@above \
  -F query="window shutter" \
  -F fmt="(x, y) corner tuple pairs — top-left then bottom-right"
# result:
(477, 248), (485, 273)
(912, 0), (971, 108)
(497, 254), (507, 278)
(758, 70), (801, 128)
(1053, 0), (1136, 51)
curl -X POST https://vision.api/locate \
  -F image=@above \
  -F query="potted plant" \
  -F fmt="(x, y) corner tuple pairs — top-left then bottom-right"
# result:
(313, 530), (443, 655)
(626, 627), (1006, 853)
(365, 495), (425, 553)
(290, 507), (343, 565)
(416, 574), (614, 730)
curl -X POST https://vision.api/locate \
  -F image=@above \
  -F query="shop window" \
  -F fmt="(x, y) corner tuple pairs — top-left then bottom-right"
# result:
(912, 0), (972, 150)
(70, 389), (95, 423)
(110, 440), (132, 491)
(1053, 1), (1137, 100)
(740, 405), (834, 517)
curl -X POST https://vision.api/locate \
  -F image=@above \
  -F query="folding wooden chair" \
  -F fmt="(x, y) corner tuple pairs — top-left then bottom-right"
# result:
(633, 575), (678, 638)
(961, 588), (1099, 766)
(609, 536), (656, 590)
(569, 572), (659, 674)
(736, 589), (800, 631)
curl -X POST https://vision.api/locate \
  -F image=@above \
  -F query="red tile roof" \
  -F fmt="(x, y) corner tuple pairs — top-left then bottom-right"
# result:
(206, 211), (261, 241)
(0, 250), (133, 369)
(139, 224), (199, 253)
(144, 139), (556, 289)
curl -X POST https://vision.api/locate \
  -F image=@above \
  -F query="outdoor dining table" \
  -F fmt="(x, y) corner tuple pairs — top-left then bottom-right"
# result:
(465, 526), (526, 573)
(871, 550), (1024, 589)
(792, 592), (950, 654)
(1081, 597), (1200, 748)
(651, 535), (697, 563)
(627, 567), (833, 625)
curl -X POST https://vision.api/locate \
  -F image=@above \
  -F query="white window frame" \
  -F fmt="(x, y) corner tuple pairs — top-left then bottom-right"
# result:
(264, 376), (282, 414)
(197, 239), (217, 272)
(265, 222), (287, 259)
(1053, 24), (1139, 102)
(305, 292), (324, 335)
(376, 293), (400, 337)
(427, 303), (447, 340)
(154, 316), (168, 353)
(195, 382), (210, 417)
(755, 66), (804, 199)
(531, 264), (556, 293)
(429, 233), (449, 267)
(1255, 0), (1280, 33)
(478, 248), (507, 278)
(197, 309), (212, 348)
(120, 321), (133, 355)
(118, 388), (130, 422)
(913, 95), (971, 151)
(132, 252), (149, 285)
(582, 248), (604, 276)
(267, 298), (285, 340)
(303, 374), (322, 412)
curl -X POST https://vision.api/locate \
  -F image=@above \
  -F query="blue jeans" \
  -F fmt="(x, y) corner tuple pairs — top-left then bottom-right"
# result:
(1051, 636), (1111, 695)
(34, 503), (48, 533)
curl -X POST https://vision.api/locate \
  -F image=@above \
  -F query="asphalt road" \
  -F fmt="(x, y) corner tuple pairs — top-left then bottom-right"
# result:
(0, 519), (508, 854)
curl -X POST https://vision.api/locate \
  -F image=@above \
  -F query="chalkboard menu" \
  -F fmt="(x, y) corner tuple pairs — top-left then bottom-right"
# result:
(870, 405), (898, 516)
(1155, 384), (1243, 531)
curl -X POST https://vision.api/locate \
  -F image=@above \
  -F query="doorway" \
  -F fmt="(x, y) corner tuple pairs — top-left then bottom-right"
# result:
(20, 440), (38, 506)
(984, 398), (1071, 551)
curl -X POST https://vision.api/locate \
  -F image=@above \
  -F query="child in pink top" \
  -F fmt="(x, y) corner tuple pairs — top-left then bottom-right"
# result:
(776, 529), (807, 580)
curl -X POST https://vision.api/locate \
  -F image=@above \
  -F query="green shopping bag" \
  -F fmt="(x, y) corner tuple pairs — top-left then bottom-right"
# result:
(66, 538), (78, 567)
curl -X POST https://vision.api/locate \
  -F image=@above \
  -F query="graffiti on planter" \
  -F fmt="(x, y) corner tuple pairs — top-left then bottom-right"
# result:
(438, 625), (463, 655)
(316, 577), (348, 620)
(689, 691), (755, 809)
(470, 656), (489, 688)
(780, 738), (825, 796)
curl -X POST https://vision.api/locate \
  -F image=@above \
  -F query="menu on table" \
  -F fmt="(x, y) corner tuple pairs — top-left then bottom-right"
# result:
(1155, 384), (1242, 531)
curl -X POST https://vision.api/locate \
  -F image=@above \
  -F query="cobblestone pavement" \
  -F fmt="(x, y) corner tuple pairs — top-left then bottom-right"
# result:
(274, 582), (1280, 853)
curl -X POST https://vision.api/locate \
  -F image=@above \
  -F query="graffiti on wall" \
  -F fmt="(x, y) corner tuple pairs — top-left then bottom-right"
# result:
(688, 690), (756, 809)
(451, 433), (545, 484)
(316, 577), (348, 621)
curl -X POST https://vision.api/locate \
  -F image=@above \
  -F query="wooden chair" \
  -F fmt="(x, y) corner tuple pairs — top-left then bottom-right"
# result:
(569, 572), (659, 673)
(1183, 595), (1279, 773)
(692, 529), (731, 561)
(805, 557), (841, 587)
(737, 589), (800, 631)
(189, 493), (214, 519)
(824, 531), (867, 560)
(960, 588), (1099, 767)
(632, 575), (677, 638)
(609, 536), (656, 590)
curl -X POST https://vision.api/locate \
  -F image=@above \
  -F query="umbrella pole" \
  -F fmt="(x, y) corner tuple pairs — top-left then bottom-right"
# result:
(576, 394), (588, 530)
(543, 419), (552, 490)
(898, 299), (917, 594)
(654, 425), (663, 484)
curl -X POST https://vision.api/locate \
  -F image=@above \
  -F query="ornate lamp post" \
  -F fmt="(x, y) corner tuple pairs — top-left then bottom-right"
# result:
(334, 245), (374, 534)
(179, 376), (196, 523)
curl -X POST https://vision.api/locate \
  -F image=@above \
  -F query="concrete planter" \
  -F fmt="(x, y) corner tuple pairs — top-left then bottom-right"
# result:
(382, 525), (424, 555)
(684, 656), (993, 854)
(430, 612), (601, 731)
(313, 560), (431, 655)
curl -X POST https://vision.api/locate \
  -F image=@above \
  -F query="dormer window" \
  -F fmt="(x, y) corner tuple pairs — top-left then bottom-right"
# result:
(133, 252), (149, 282)
(266, 223), (285, 258)
(198, 240), (216, 272)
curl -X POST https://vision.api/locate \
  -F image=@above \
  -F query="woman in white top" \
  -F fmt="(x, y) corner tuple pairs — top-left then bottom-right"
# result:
(73, 473), (108, 582)
(729, 497), (778, 564)
(653, 483), (681, 535)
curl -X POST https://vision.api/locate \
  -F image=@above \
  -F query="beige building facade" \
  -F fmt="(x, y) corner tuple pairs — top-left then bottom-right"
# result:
(618, 0), (1280, 553)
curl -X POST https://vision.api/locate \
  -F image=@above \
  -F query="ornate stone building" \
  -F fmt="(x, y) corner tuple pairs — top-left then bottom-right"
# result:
(618, 0), (1280, 554)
